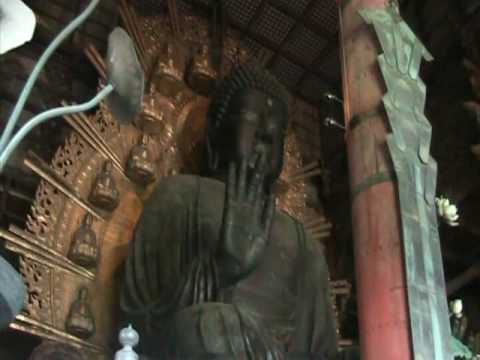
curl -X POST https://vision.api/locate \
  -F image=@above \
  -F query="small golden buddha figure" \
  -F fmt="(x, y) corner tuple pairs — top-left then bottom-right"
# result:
(126, 134), (156, 185)
(137, 93), (175, 136)
(89, 160), (119, 211)
(187, 44), (217, 96)
(68, 214), (98, 269)
(65, 287), (95, 339)
(151, 42), (185, 97)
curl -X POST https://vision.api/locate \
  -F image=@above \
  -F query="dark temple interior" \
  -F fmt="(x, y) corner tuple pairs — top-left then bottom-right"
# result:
(0, 0), (480, 359)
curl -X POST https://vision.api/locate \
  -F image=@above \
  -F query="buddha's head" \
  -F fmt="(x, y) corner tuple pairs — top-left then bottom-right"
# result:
(206, 61), (289, 186)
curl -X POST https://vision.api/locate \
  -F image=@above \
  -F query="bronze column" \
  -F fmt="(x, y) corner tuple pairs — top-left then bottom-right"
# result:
(338, 1), (412, 359)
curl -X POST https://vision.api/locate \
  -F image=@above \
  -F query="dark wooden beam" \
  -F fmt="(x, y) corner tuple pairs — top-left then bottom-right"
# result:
(11, 34), (99, 98)
(70, 0), (92, 97)
(30, 0), (111, 31)
(32, 4), (107, 47)
(447, 262), (480, 295)
(1, 65), (74, 104)
(46, 0), (114, 23)
(0, 87), (44, 117)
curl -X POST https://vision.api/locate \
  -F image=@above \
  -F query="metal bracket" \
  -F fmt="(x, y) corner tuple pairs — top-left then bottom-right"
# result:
(349, 105), (385, 131)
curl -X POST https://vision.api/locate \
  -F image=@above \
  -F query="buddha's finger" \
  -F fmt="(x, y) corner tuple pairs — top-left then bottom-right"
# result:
(254, 174), (267, 216)
(248, 167), (265, 204)
(254, 193), (264, 220)
(192, 262), (202, 303)
(221, 205), (234, 239)
(198, 265), (207, 302)
(248, 152), (267, 203)
(227, 162), (236, 202)
(206, 258), (214, 300)
(262, 195), (275, 233)
(238, 158), (248, 199)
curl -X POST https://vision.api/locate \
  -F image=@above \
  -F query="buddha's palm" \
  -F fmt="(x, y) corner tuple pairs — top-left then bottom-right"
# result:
(218, 158), (275, 287)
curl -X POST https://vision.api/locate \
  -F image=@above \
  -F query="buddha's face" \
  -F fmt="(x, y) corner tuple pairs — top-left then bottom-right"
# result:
(213, 89), (287, 184)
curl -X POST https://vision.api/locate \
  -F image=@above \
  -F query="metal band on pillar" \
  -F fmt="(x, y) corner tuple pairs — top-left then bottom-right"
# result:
(351, 170), (396, 198)
(348, 105), (385, 131)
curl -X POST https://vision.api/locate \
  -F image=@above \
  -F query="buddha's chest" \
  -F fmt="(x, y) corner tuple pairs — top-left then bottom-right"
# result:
(230, 237), (299, 337)
(197, 178), (302, 335)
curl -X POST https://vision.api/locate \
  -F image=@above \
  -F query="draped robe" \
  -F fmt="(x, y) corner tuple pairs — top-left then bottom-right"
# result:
(121, 175), (338, 359)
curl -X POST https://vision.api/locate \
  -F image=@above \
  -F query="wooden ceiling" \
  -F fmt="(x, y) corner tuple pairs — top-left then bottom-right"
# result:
(222, 0), (341, 102)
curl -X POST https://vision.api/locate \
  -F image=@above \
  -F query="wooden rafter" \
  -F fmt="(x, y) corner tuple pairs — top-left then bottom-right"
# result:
(84, 44), (107, 80)
(119, 0), (148, 72)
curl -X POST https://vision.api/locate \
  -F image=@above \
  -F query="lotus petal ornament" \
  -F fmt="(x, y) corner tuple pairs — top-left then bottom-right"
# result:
(436, 196), (460, 227)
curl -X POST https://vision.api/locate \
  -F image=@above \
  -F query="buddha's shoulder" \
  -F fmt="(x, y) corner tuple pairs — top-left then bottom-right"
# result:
(153, 176), (300, 217)
(152, 175), (223, 192)
(148, 175), (303, 226)
(145, 175), (222, 203)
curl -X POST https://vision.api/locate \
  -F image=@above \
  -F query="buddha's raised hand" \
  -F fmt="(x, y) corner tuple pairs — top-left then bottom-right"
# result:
(217, 154), (275, 287)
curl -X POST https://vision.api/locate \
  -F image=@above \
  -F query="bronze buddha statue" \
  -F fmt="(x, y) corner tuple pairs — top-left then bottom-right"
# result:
(121, 62), (338, 359)
(89, 160), (119, 211)
(126, 134), (156, 185)
(68, 214), (98, 269)
(65, 287), (95, 339)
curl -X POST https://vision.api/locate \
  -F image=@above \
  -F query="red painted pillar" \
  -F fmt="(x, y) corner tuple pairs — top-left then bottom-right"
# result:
(337, 1), (413, 359)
